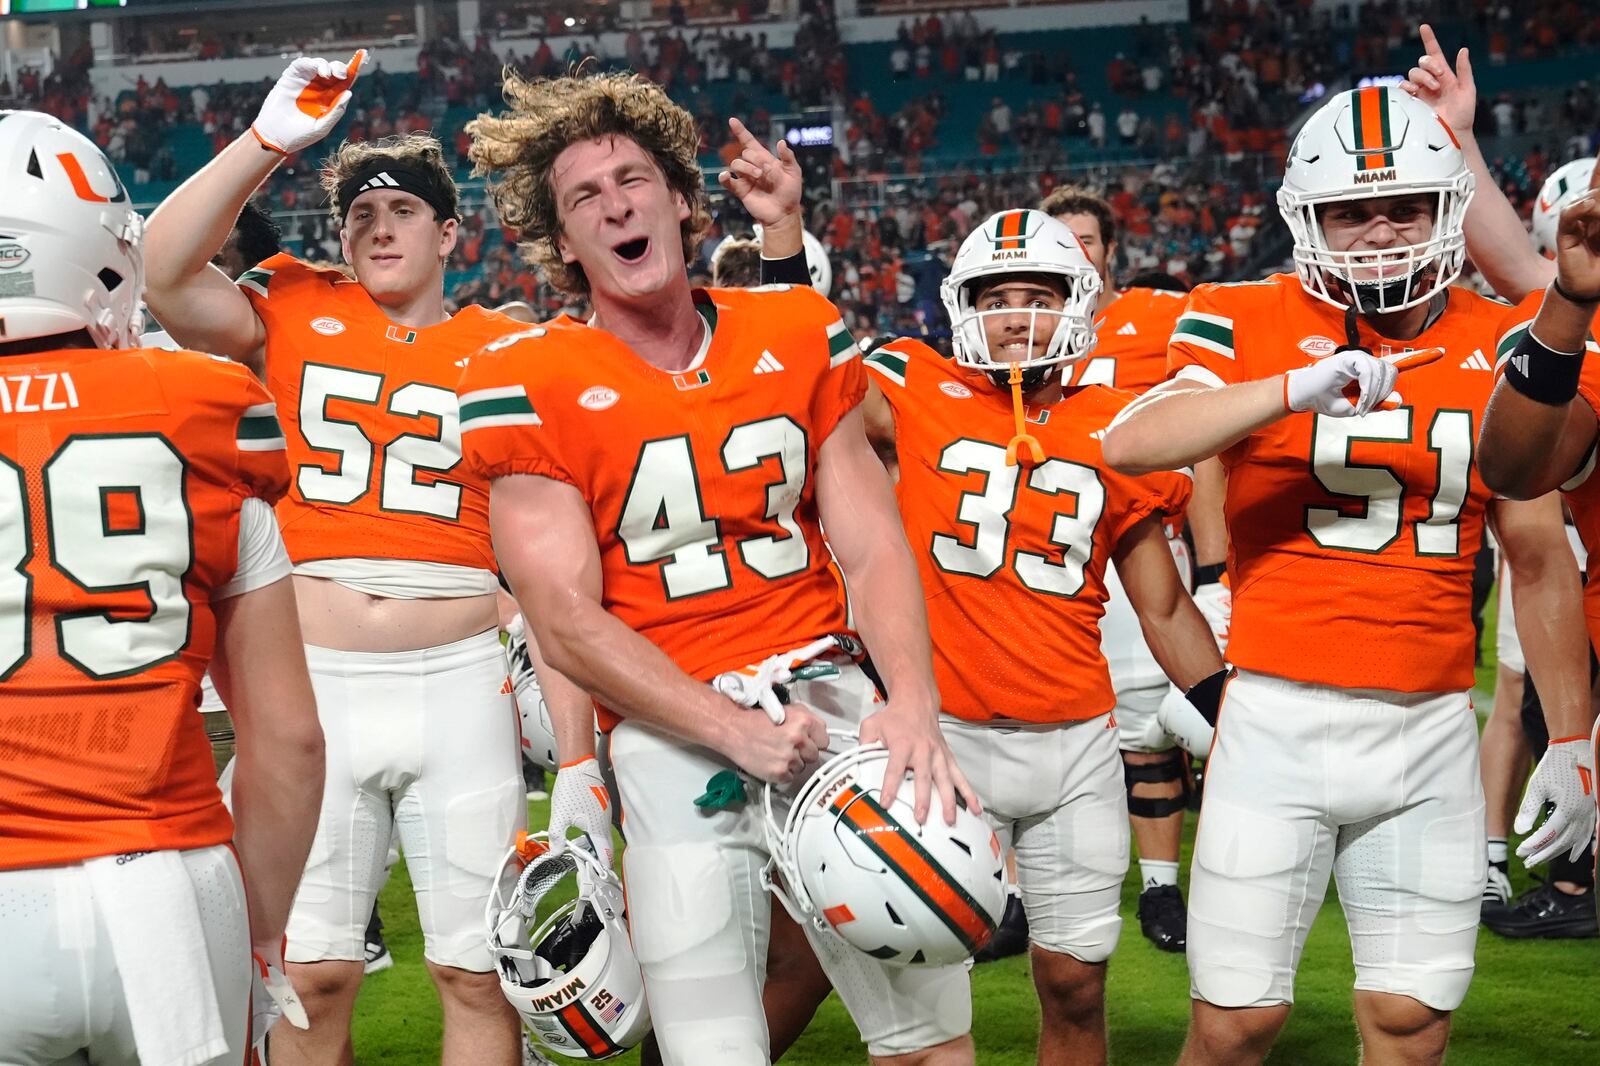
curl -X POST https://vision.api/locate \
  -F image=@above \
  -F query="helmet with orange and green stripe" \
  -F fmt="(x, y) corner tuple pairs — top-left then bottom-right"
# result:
(1277, 85), (1473, 313)
(761, 737), (1008, 967)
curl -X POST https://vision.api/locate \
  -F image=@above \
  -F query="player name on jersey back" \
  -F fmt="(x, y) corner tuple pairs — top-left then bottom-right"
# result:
(0, 347), (288, 869)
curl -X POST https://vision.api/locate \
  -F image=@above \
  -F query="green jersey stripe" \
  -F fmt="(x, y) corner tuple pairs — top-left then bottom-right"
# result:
(1495, 321), (1533, 366)
(864, 350), (909, 386)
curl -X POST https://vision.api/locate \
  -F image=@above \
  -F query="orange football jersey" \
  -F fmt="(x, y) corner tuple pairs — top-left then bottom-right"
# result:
(0, 347), (289, 870)
(867, 338), (1191, 724)
(1495, 292), (1600, 655)
(458, 286), (863, 730)
(1067, 286), (1190, 393)
(1168, 274), (1515, 694)
(239, 253), (519, 571)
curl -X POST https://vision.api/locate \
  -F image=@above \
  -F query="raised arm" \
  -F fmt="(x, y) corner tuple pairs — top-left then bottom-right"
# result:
(1478, 160), (1600, 498)
(1402, 24), (1554, 302)
(144, 53), (363, 369)
(143, 137), (275, 368)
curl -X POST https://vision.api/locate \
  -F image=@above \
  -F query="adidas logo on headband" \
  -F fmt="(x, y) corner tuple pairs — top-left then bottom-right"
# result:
(357, 171), (402, 194)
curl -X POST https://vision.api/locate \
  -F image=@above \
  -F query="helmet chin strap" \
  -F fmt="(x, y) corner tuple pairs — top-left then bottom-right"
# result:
(1004, 363), (1044, 467)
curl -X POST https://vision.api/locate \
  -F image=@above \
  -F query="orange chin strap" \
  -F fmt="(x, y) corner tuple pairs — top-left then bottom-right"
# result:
(1004, 363), (1044, 467)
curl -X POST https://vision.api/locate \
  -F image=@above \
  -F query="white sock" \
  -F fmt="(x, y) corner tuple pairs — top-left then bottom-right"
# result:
(1140, 859), (1179, 889)
(1487, 838), (1508, 866)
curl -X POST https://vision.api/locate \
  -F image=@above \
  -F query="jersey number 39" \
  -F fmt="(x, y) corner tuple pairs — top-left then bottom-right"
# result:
(1, 436), (192, 680)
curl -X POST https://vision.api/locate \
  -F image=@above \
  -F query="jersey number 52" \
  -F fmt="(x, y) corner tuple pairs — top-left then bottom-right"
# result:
(297, 363), (463, 520)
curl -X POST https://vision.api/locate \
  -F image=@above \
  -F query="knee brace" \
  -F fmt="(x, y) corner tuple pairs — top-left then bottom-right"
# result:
(1123, 750), (1190, 819)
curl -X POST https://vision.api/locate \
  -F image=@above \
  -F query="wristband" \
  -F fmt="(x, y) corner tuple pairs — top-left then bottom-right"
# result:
(1193, 562), (1226, 586)
(1184, 668), (1229, 728)
(1503, 328), (1584, 406)
(760, 249), (812, 287)
(1552, 275), (1600, 307)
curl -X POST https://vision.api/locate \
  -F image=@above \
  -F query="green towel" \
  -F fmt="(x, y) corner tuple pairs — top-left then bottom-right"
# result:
(694, 769), (748, 810)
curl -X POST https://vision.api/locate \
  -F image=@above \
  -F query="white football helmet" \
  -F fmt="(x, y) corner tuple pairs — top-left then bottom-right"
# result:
(762, 737), (1007, 967)
(940, 209), (1100, 387)
(506, 614), (559, 772)
(0, 110), (144, 349)
(1278, 87), (1473, 313)
(722, 224), (834, 295)
(486, 833), (650, 1059)
(1532, 157), (1596, 258)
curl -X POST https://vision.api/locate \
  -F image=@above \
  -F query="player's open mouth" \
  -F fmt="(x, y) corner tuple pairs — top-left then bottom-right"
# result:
(613, 238), (650, 264)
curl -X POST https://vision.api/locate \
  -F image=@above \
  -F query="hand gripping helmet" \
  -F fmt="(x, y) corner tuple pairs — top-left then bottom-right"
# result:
(940, 208), (1100, 391)
(505, 615), (559, 772)
(486, 834), (650, 1059)
(1277, 86), (1474, 313)
(0, 110), (143, 349)
(762, 738), (1008, 967)
(1531, 157), (1596, 258)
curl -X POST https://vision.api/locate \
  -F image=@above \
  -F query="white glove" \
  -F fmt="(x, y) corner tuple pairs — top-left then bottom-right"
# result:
(548, 755), (614, 868)
(250, 952), (308, 1054)
(711, 634), (843, 724)
(251, 50), (366, 155)
(1191, 579), (1231, 653)
(1514, 737), (1597, 866)
(1285, 348), (1399, 417)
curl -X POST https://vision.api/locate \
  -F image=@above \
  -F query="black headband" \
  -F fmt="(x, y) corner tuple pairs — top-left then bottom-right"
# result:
(337, 160), (456, 223)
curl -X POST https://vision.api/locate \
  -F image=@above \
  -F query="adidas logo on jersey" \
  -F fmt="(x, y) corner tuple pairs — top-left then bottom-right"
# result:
(754, 351), (785, 374)
(1459, 350), (1492, 371)
(1116, 321), (1138, 336)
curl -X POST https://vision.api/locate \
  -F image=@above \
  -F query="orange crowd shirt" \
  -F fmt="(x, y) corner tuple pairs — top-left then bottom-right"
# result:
(239, 253), (519, 571)
(458, 285), (863, 730)
(1168, 274), (1514, 694)
(0, 347), (288, 869)
(867, 338), (1191, 723)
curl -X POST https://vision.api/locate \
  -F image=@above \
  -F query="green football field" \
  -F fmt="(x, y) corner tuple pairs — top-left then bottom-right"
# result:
(349, 592), (1600, 1063)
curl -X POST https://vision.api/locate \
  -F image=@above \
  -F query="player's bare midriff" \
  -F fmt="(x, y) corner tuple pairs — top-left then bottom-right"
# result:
(292, 574), (498, 652)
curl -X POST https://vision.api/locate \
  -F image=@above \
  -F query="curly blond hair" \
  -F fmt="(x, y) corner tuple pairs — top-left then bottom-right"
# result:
(467, 71), (711, 298)
(319, 132), (459, 223)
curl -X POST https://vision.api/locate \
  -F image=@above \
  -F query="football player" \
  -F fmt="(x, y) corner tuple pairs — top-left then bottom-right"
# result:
(460, 71), (981, 1066)
(1102, 85), (1593, 1066)
(1042, 186), (1224, 953)
(140, 54), (547, 1066)
(1404, 29), (1600, 919)
(851, 206), (1226, 1065)
(0, 112), (322, 1066)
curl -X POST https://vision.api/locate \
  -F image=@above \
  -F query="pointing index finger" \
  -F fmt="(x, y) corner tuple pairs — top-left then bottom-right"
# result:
(1419, 23), (1443, 63)
(1387, 346), (1445, 373)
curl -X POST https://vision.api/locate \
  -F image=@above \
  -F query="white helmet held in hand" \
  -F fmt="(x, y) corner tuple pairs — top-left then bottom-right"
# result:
(0, 110), (143, 349)
(1531, 157), (1596, 258)
(486, 833), (650, 1059)
(1278, 86), (1474, 313)
(762, 738), (1007, 966)
(940, 208), (1100, 389)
